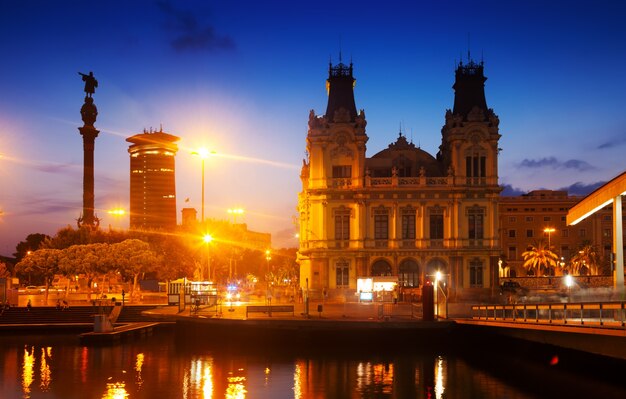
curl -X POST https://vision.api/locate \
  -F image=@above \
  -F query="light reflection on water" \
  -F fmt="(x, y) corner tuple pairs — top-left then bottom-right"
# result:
(0, 331), (623, 398)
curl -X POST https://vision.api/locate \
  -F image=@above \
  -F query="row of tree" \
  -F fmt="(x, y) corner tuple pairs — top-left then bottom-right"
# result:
(521, 240), (605, 276)
(4, 224), (300, 294)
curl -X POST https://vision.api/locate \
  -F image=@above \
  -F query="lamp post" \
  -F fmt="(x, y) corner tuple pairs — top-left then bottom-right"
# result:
(265, 249), (272, 306)
(192, 148), (214, 223)
(544, 227), (555, 250)
(203, 234), (213, 281)
(227, 208), (245, 224)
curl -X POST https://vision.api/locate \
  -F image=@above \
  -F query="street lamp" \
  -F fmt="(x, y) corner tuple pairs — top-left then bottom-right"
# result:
(192, 148), (215, 223)
(203, 234), (213, 281)
(544, 227), (556, 249)
(227, 208), (245, 224)
(107, 208), (126, 229)
(265, 249), (272, 306)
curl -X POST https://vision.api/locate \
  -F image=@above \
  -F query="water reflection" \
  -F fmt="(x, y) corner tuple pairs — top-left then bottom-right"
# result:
(0, 332), (623, 398)
(40, 347), (52, 392)
(102, 381), (128, 399)
(22, 346), (34, 398)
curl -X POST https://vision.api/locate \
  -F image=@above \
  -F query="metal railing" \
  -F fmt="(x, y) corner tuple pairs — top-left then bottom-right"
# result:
(471, 302), (626, 328)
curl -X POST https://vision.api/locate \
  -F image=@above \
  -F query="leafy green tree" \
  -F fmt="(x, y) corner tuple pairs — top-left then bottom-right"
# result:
(14, 248), (62, 299)
(570, 243), (602, 275)
(522, 240), (560, 276)
(59, 243), (109, 297)
(110, 239), (159, 295)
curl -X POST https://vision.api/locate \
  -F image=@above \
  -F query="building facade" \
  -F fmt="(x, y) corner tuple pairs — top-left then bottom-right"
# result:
(126, 129), (180, 231)
(499, 190), (618, 277)
(297, 59), (502, 300)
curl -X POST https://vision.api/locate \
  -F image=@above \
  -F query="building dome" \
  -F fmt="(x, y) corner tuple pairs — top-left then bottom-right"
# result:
(367, 133), (443, 177)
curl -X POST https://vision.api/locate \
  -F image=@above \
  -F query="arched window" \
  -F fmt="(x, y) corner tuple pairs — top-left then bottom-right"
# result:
(371, 259), (392, 276)
(399, 259), (420, 287)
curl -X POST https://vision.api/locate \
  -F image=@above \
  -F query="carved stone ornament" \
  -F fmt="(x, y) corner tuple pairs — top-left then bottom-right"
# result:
(467, 106), (485, 122)
(333, 107), (351, 123)
(331, 144), (354, 159)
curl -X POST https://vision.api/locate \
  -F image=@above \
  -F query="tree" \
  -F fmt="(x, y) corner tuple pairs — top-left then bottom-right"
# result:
(14, 233), (50, 261)
(522, 240), (560, 276)
(58, 243), (109, 297)
(0, 260), (11, 278)
(570, 243), (602, 275)
(110, 239), (159, 296)
(14, 248), (62, 299)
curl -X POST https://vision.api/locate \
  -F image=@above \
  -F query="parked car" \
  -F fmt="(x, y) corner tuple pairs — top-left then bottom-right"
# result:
(500, 281), (529, 296)
(24, 286), (42, 294)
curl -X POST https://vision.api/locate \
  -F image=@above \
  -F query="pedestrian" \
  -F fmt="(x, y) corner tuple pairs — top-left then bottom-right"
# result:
(62, 300), (69, 310)
(56, 299), (61, 310)
(27, 299), (32, 311)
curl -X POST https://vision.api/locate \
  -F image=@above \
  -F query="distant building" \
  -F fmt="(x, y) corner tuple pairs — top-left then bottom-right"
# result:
(126, 129), (180, 231)
(499, 190), (620, 276)
(297, 58), (502, 300)
(180, 208), (271, 251)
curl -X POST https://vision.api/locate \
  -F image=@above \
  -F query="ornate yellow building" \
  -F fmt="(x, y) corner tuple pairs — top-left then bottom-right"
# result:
(297, 59), (502, 300)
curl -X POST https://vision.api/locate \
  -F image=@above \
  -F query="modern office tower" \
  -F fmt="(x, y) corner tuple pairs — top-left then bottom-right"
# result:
(126, 128), (179, 231)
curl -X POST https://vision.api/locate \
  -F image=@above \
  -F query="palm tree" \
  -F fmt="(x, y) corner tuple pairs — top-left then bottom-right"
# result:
(570, 243), (601, 275)
(522, 240), (560, 276)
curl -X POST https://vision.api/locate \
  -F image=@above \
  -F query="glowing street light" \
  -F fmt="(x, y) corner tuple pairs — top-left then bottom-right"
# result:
(192, 148), (215, 223)
(544, 227), (556, 249)
(227, 208), (245, 224)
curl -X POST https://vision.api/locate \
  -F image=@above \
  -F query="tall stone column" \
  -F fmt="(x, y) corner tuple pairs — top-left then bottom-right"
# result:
(77, 71), (100, 228)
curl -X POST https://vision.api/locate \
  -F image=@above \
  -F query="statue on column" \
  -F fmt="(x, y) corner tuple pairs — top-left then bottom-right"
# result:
(79, 71), (98, 97)
(78, 71), (98, 127)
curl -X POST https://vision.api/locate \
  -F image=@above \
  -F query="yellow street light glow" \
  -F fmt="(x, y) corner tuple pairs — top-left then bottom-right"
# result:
(192, 148), (216, 159)
(435, 271), (442, 281)
(203, 234), (213, 244)
(227, 208), (245, 215)
(543, 227), (556, 233)
(107, 209), (126, 216)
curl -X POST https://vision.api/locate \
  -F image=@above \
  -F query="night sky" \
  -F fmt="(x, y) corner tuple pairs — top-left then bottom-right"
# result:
(1, 1), (625, 256)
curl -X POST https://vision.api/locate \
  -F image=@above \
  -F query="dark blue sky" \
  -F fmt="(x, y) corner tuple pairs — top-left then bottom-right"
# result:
(1, 0), (625, 255)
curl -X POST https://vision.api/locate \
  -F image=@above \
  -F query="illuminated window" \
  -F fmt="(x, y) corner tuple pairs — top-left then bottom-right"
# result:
(399, 260), (419, 287)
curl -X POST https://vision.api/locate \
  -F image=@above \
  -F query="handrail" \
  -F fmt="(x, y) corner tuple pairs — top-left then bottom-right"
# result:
(471, 301), (626, 328)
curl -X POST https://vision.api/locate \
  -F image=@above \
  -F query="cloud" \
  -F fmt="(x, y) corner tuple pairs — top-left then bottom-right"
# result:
(597, 135), (626, 149)
(156, 0), (235, 53)
(32, 162), (80, 175)
(17, 198), (80, 216)
(500, 184), (527, 196)
(560, 181), (606, 196)
(518, 157), (594, 171)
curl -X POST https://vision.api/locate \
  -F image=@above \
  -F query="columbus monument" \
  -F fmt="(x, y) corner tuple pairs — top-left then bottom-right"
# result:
(77, 71), (100, 228)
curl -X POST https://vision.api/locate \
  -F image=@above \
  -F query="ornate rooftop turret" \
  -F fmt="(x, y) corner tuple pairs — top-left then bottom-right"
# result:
(324, 60), (357, 122)
(452, 58), (488, 119)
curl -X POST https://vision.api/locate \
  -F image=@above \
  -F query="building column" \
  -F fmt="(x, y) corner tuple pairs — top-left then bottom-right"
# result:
(613, 195), (624, 295)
